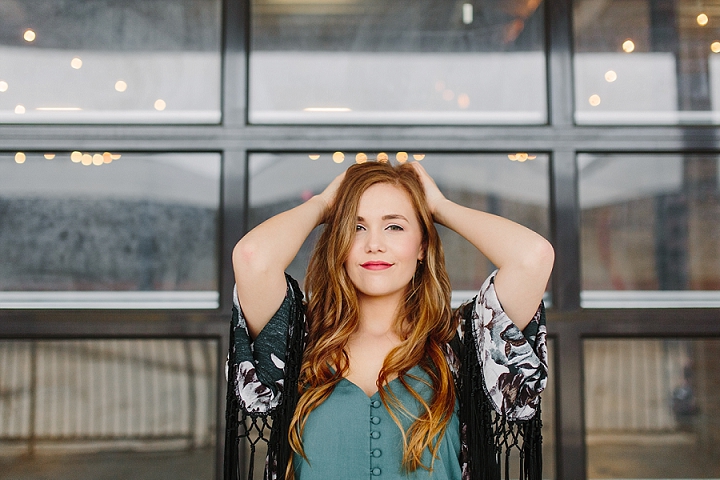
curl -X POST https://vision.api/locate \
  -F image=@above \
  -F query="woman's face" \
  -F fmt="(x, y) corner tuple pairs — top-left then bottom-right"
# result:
(344, 183), (424, 303)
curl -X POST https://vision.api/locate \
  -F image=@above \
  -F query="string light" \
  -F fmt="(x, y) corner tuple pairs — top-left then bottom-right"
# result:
(377, 152), (389, 163)
(711, 41), (720, 53)
(71, 151), (82, 163)
(154, 99), (166, 111)
(605, 70), (617, 82)
(81, 154), (92, 166)
(697, 13), (709, 26)
(0, 81), (8, 92)
(44, 153), (55, 160)
(308, 154), (320, 160)
(413, 154), (425, 161)
(332, 152), (344, 163)
(92, 154), (103, 166)
(23, 29), (36, 42)
(115, 80), (127, 92)
(103, 152), (112, 163)
(14, 105), (25, 114)
(355, 153), (367, 163)
(70, 57), (82, 69)
(396, 152), (408, 163)
(589, 94), (601, 106)
(15, 152), (26, 164)
(457, 93), (470, 109)
(622, 40), (635, 53)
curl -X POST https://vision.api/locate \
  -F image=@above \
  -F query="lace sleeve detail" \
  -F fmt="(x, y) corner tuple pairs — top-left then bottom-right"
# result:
(467, 270), (548, 421)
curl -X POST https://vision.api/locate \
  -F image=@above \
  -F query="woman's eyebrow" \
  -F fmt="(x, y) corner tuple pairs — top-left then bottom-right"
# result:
(356, 214), (409, 222)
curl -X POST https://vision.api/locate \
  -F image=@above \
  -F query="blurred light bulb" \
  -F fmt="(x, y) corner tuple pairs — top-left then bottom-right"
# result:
(71, 151), (82, 163)
(23, 29), (36, 42)
(115, 80), (127, 92)
(377, 152), (389, 163)
(154, 99), (166, 111)
(413, 154), (425, 161)
(622, 40), (635, 53)
(15, 105), (25, 114)
(81, 154), (92, 166)
(332, 152), (345, 163)
(396, 152), (408, 163)
(712, 41), (720, 53)
(605, 70), (617, 82)
(111, 154), (121, 160)
(589, 94), (601, 106)
(0, 81), (8, 92)
(462, 3), (473, 24)
(356, 153), (367, 163)
(92, 154), (104, 165)
(15, 152), (26, 164)
(44, 153), (55, 160)
(103, 152), (112, 163)
(698, 13), (709, 26)
(308, 154), (320, 160)
(457, 93), (470, 109)
(442, 89), (455, 101)
(70, 57), (82, 69)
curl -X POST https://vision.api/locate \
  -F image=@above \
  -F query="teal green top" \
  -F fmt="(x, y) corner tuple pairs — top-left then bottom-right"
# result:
(295, 366), (461, 480)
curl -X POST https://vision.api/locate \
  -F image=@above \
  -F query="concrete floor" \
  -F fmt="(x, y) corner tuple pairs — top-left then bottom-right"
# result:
(0, 448), (215, 480)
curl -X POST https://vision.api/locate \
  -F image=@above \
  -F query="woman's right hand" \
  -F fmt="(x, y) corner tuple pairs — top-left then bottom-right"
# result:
(316, 170), (346, 222)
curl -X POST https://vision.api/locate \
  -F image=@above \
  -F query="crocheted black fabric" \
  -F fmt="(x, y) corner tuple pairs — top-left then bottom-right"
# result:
(224, 284), (544, 480)
(455, 300), (544, 480)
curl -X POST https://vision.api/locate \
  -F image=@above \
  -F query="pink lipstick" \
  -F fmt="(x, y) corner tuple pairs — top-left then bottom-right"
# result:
(361, 261), (392, 270)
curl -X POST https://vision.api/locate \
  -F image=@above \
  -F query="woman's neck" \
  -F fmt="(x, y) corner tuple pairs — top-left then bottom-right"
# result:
(356, 291), (403, 336)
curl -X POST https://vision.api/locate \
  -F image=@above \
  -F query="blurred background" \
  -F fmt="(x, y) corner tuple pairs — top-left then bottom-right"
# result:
(1, 0), (720, 479)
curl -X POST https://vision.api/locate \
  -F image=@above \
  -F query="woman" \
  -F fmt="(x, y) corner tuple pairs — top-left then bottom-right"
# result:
(227, 160), (553, 480)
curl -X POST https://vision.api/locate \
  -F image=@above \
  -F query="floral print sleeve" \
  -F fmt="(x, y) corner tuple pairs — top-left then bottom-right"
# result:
(231, 282), (292, 413)
(459, 270), (548, 421)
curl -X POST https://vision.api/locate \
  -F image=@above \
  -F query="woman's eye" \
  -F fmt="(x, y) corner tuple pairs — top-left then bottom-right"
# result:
(355, 224), (365, 231)
(387, 224), (404, 231)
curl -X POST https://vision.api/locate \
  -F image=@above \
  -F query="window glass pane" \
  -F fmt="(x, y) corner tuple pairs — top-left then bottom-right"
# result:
(249, 1), (547, 125)
(249, 153), (549, 294)
(574, 0), (720, 125)
(0, 1), (221, 124)
(584, 338), (720, 479)
(0, 339), (217, 479)
(579, 154), (720, 307)
(0, 152), (221, 309)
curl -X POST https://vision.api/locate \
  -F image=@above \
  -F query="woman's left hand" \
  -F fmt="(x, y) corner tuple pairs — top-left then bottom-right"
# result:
(410, 162), (446, 216)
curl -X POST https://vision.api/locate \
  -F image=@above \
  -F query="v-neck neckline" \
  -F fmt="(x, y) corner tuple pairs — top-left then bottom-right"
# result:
(339, 366), (422, 399)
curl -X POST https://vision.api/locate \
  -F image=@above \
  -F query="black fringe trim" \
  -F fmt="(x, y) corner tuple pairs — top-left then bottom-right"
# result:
(456, 301), (544, 480)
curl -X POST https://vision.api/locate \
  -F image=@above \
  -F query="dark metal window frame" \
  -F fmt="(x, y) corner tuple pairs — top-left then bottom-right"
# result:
(1, 0), (720, 478)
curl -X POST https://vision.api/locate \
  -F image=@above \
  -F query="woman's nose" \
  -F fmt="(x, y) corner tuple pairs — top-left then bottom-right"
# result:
(364, 228), (386, 252)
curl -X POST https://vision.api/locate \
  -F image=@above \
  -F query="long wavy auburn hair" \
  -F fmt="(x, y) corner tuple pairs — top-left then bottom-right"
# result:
(287, 161), (456, 476)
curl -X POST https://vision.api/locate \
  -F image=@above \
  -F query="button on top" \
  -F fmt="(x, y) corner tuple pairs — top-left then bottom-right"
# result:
(370, 416), (381, 425)
(372, 467), (382, 476)
(370, 431), (380, 439)
(372, 449), (382, 458)
(371, 400), (381, 408)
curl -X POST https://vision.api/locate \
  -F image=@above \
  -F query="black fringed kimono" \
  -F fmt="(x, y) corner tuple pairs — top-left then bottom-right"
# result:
(225, 271), (547, 480)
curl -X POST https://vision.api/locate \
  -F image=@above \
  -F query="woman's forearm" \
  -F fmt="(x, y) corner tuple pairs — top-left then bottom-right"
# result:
(433, 198), (554, 330)
(232, 195), (326, 337)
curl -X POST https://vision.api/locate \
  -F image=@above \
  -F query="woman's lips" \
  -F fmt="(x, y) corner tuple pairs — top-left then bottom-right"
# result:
(361, 261), (393, 270)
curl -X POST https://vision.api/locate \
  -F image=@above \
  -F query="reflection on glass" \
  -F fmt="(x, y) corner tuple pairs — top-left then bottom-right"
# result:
(584, 339), (720, 479)
(0, 339), (217, 479)
(248, 153), (549, 292)
(0, 1), (221, 124)
(0, 152), (221, 308)
(574, 0), (720, 124)
(249, 0), (547, 125)
(579, 154), (720, 306)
